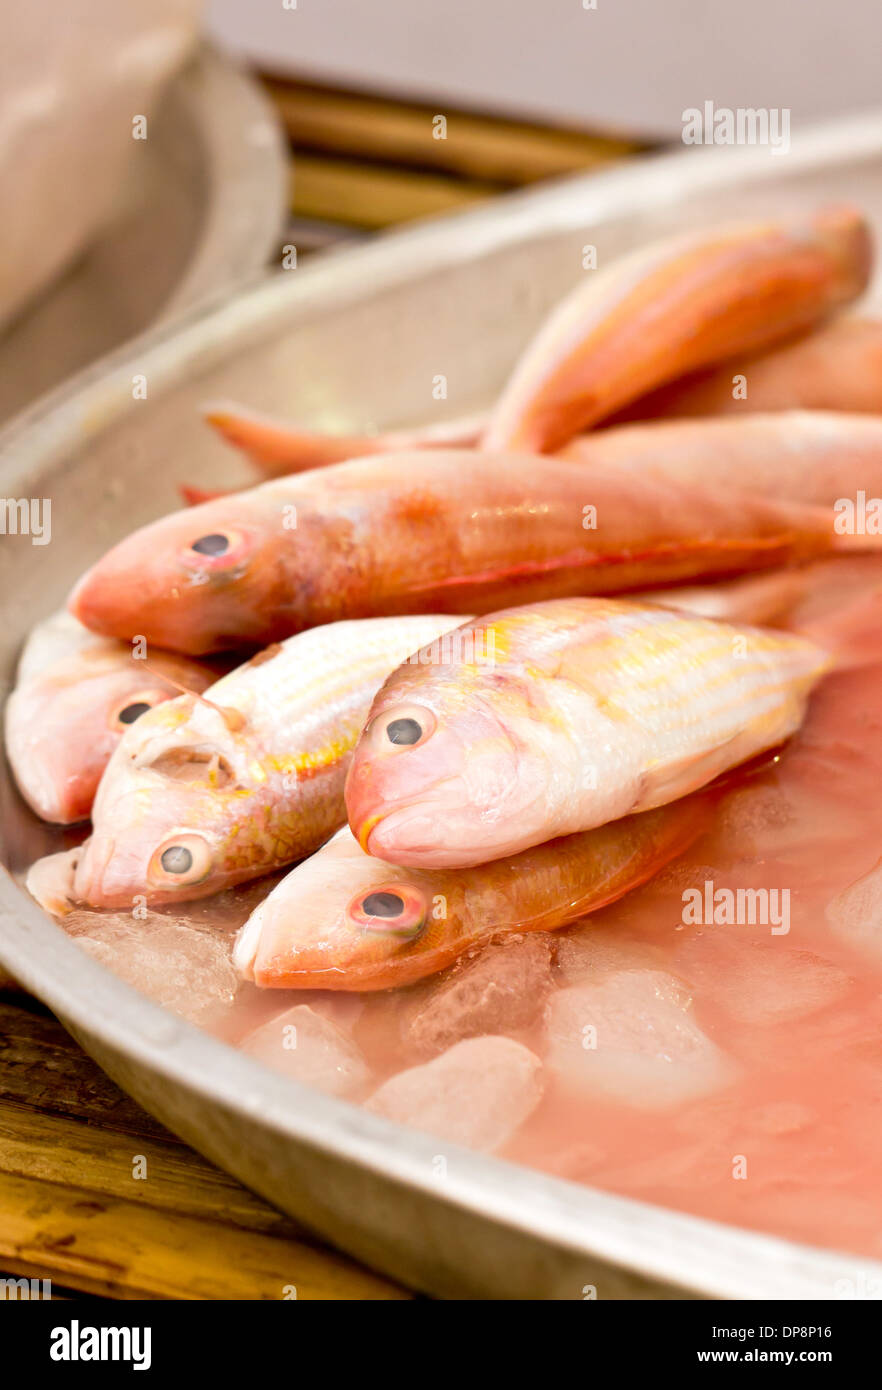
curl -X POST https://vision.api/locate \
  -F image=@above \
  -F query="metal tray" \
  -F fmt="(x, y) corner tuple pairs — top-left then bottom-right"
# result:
(0, 44), (288, 425)
(3, 113), (882, 1301)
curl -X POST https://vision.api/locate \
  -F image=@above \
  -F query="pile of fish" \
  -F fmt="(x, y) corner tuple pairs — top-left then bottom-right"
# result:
(10, 203), (882, 1163)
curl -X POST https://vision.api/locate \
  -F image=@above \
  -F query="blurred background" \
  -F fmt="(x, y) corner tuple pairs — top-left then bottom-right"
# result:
(1, 0), (879, 421)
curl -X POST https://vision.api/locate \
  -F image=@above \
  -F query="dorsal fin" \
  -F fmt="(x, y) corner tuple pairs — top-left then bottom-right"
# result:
(139, 661), (246, 733)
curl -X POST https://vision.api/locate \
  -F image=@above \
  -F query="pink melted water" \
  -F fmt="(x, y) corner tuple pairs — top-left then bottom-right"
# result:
(57, 656), (882, 1262)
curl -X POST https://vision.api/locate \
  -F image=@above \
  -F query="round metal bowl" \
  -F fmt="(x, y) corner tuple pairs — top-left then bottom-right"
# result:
(0, 43), (288, 425)
(2, 115), (882, 1300)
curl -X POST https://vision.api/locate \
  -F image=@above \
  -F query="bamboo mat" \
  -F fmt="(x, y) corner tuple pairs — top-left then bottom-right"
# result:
(264, 74), (642, 247)
(1, 79), (641, 1301)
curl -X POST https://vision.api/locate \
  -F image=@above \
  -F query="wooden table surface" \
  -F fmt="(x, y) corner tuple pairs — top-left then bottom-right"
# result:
(0, 77), (639, 1302)
(0, 987), (410, 1300)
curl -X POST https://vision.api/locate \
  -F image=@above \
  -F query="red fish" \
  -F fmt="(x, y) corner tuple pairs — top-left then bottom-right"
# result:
(234, 799), (708, 991)
(481, 205), (872, 452)
(68, 450), (877, 654)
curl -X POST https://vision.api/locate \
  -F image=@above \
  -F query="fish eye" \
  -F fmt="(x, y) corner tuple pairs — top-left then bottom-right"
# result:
(148, 832), (212, 887)
(120, 702), (151, 724)
(191, 533), (229, 556)
(161, 845), (192, 873)
(361, 890), (404, 917)
(371, 704), (436, 752)
(386, 718), (421, 746)
(108, 687), (169, 732)
(178, 528), (251, 573)
(346, 882), (428, 938)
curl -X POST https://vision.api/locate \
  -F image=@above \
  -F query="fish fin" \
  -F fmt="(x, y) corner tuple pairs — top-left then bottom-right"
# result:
(202, 402), (377, 475)
(179, 484), (234, 506)
(140, 660), (246, 733)
(637, 736), (749, 809)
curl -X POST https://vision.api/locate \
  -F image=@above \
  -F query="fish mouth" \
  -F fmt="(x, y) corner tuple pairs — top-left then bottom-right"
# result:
(232, 907), (264, 981)
(73, 833), (119, 907)
(360, 802), (479, 867)
(354, 808), (386, 854)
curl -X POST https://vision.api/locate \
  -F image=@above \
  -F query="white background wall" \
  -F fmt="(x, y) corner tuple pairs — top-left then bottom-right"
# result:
(207, 0), (882, 138)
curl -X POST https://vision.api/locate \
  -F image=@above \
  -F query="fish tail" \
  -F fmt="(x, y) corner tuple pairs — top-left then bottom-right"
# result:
(798, 586), (882, 671)
(202, 402), (381, 476)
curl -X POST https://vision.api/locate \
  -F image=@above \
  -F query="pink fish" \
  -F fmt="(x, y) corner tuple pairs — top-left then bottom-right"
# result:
(234, 799), (708, 991)
(481, 205), (872, 452)
(4, 610), (216, 823)
(346, 597), (830, 868)
(67, 450), (875, 655)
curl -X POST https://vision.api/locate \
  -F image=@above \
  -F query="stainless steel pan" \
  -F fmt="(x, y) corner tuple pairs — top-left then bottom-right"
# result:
(3, 114), (882, 1300)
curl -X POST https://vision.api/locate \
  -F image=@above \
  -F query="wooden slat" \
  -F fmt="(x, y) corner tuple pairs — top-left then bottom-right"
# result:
(0, 1104), (299, 1238)
(0, 1171), (410, 1301)
(290, 153), (495, 229)
(0, 1000), (412, 1298)
(264, 77), (638, 183)
(0, 1001), (172, 1141)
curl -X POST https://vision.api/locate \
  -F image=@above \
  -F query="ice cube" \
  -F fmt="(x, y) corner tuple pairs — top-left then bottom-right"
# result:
(713, 780), (860, 868)
(64, 909), (238, 1025)
(553, 922), (663, 985)
(366, 1036), (544, 1152)
(543, 971), (734, 1110)
(301, 992), (365, 1031)
(405, 933), (555, 1057)
(679, 936), (851, 1026)
(240, 1004), (371, 1100)
(826, 856), (882, 962)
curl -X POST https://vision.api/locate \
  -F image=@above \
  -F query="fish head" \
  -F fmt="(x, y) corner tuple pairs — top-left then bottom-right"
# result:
(68, 496), (287, 653)
(5, 647), (212, 824)
(345, 645), (551, 868)
(234, 828), (461, 989)
(73, 694), (267, 906)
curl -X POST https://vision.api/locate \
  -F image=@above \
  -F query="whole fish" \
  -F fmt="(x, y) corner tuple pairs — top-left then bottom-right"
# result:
(234, 799), (708, 991)
(481, 205), (872, 452)
(617, 316), (882, 422)
(3, 610), (216, 823)
(204, 402), (483, 476)
(345, 597), (830, 868)
(559, 410), (882, 506)
(68, 450), (874, 654)
(69, 614), (464, 908)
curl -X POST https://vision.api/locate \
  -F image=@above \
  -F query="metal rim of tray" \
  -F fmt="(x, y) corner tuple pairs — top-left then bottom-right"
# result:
(159, 42), (289, 319)
(2, 113), (882, 1301)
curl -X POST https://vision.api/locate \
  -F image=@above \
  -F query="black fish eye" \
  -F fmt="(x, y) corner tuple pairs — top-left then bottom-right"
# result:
(361, 890), (405, 918)
(191, 533), (229, 556)
(160, 845), (193, 874)
(118, 701), (151, 724)
(386, 717), (422, 746)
